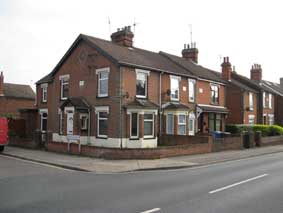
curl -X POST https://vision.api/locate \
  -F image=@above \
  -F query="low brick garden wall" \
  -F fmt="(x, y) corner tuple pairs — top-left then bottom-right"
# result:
(212, 135), (243, 152)
(261, 135), (283, 146)
(46, 140), (212, 160)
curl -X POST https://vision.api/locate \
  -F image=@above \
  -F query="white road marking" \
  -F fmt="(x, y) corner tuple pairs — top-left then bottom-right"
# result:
(209, 173), (269, 194)
(140, 208), (161, 213)
(0, 155), (74, 172)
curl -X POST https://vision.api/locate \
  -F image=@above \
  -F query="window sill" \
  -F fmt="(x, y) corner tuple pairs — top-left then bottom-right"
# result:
(143, 137), (155, 140)
(129, 138), (139, 140)
(97, 136), (108, 139)
(96, 95), (109, 99)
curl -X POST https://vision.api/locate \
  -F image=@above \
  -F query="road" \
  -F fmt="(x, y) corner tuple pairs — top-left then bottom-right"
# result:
(1, 152), (283, 213)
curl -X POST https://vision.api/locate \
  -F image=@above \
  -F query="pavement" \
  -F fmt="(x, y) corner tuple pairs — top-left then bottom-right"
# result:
(2, 147), (283, 212)
(2, 145), (283, 173)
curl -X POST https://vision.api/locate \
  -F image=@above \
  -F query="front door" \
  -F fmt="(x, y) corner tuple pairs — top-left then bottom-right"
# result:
(67, 112), (74, 135)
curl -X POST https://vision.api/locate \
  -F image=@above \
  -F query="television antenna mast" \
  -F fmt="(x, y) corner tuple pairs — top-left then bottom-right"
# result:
(108, 17), (112, 34)
(189, 24), (193, 45)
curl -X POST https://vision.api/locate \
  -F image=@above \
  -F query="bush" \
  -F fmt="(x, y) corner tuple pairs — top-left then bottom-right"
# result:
(226, 124), (283, 137)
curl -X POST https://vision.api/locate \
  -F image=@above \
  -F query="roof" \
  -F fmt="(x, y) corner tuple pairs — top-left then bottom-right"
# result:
(3, 83), (35, 100)
(83, 35), (195, 77)
(261, 80), (283, 96)
(37, 33), (229, 84)
(159, 51), (227, 84)
(60, 97), (90, 110)
(230, 78), (259, 93)
(162, 102), (190, 110)
(197, 104), (229, 114)
(124, 99), (159, 109)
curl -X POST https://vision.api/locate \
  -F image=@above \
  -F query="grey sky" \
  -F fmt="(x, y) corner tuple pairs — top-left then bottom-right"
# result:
(1, 0), (282, 89)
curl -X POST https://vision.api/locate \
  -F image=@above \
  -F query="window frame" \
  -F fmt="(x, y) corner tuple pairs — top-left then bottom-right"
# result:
(210, 84), (219, 104)
(188, 112), (195, 136)
(130, 112), (139, 139)
(80, 113), (89, 130)
(209, 113), (222, 132)
(136, 71), (148, 99)
(42, 86), (47, 103)
(40, 111), (48, 132)
(263, 92), (266, 108)
(166, 113), (174, 135)
(188, 79), (196, 103)
(177, 114), (186, 135)
(143, 113), (154, 139)
(60, 76), (70, 100)
(170, 75), (181, 101)
(268, 114), (274, 125)
(96, 67), (110, 98)
(249, 92), (254, 111)
(97, 111), (108, 138)
(248, 114), (255, 125)
(269, 93), (272, 109)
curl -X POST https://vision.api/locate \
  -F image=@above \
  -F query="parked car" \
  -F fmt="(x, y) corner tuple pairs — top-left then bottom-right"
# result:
(0, 117), (8, 152)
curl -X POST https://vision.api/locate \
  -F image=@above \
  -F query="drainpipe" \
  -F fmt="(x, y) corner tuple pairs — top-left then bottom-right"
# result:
(87, 108), (91, 145)
(119, 66), (123, 149)
(159, 72), (164, 138)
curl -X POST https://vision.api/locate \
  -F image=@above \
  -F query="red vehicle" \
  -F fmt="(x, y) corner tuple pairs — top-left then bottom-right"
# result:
(0, 117), (8, 152)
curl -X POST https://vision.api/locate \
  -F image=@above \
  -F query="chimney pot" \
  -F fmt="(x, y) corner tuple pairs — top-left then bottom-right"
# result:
(181, 43), (198, 63)
(111, 26), (134, 47)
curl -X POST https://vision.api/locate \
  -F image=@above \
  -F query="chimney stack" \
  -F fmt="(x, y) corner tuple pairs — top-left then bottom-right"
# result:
(250, 64), (262, 82)
(111, 26), (134, 47)
(182, 43), (199, 63)
(0, 72), (4, 96)
(280, 77), (283, 89)
(221, 57), (232, 81)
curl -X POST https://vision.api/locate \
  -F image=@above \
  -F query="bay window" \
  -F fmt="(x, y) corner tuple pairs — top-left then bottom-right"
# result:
(130, 112), (139, 139)
(248, 115), (255, 125)
(263, 92), (266, 108)
(166, 113), (174, 135)
(209, 113), (222, 132)
(144, 113), (154, 138)
(178, 114), (186, 135)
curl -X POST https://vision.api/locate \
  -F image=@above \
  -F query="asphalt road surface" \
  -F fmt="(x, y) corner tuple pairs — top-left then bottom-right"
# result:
(1, 152), (283, 213)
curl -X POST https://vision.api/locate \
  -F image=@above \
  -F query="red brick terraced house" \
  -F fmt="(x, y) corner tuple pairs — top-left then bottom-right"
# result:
(36, 26), (229, 149)
(230, 64), (278, 125)
(0, 72), (35, 118)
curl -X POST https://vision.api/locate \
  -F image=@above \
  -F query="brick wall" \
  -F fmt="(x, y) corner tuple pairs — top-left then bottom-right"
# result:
(226, 84), (243, 124)
(0, 97), (35, 119)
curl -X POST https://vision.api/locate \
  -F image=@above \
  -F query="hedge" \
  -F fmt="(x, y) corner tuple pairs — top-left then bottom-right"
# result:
(226, 124), (283, 137)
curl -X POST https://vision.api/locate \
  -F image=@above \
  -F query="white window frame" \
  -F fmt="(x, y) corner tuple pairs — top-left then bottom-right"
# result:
(269, 93), (272, 109)
(130, 112), (139, 139)
(143, 113), (154, 138)
(80, 113), (89, 130)
(177, 114), (186, 135)
(188, 112), (195, 136)
(166, 113), (174, 135)
(170, 75), (181, 101)
(268, 114), (274, 125)
(188, 79), (196, 103)
(210, 84), (220, 104)
(40, 109), (48, 132)
(263, 92), (266, 108)
(248, 114), (255, 125)
(96, 67), (110, 97)
(97, 111), (108, 138)
(41, 84), (48, 103)
(249, 92), (254, 110)
(136, 70), (149, 99)
(59, 75), (70, 100)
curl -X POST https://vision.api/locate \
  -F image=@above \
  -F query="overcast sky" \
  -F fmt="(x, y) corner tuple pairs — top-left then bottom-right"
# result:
(1, 0), (282, 89)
